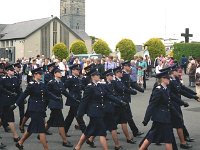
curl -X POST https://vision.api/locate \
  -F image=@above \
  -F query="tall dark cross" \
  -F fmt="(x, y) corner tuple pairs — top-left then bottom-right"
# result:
(181, 28), (193, 43)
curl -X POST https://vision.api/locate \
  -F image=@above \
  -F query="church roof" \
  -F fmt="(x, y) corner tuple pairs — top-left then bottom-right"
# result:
(74, 30), (91, 40)
(0, 17), (83, 41)
(0, 18), (51, 40)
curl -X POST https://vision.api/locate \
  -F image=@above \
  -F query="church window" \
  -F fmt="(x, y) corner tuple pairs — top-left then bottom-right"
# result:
(64, 8), (67, 14)
(77, 8), (79, 14)
(10, 40), (13, 47)
(53, 21), (57, 45)
(76, 23), (79, 30)
(6, 41), (9, 47)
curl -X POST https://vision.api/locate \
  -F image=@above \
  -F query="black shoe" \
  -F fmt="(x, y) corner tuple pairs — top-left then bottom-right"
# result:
(127, 138), (136, 144)
(135, 131), (144, 137)
(86, 140), (96, 148)
(115, 146), (125, 150)
(74, 125), (80, 130)
(185, 137), (195, 142)
(45, 130), (53, 135)
(16, 143), (23, 150)
(0, 143), (6, 149)
(63, 141), (73, 147)
(14, 137), (20, 142)
(180, 143), (192, 149)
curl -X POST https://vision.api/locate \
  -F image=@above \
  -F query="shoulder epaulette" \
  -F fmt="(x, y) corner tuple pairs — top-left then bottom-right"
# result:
(29, 81), (34, 84)
(156, 86), (161, 89)
(49, 80), (53, 83)
(88, 83), (92, 86)
(2, 76), (6, 79)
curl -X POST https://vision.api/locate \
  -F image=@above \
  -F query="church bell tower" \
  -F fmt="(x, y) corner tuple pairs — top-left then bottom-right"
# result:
(60, 0), (85, 31)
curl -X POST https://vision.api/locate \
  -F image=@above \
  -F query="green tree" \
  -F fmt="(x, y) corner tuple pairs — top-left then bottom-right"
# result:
(145, 38), (165, 60)
(116, 39), (136, 60)
(93, 39), (111, 56)
(70, 40), (87, 54)
(52, 43), (68, 60)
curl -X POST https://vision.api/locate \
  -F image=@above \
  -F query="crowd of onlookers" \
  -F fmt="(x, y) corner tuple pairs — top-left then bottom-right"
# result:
(1, 54), (200, 90)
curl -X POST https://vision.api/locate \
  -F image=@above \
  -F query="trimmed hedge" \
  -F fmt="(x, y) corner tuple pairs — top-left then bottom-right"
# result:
(70, 40), (87, 54)
(174, 43), (200, 61)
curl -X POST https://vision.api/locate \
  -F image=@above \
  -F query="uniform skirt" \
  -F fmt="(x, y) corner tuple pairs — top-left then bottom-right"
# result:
(104, 112), (117, 132)
(84, 117), (106, 137)
(47, 109), (65, 127)
(171, 107), (184, 129)
(2, 106), (15, 122)
(27, 111), (46, 133)
(114, 107), (127, 124)
(140, 121), (174, 145)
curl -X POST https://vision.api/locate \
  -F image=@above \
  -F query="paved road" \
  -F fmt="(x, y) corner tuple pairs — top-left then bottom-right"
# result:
(1, 75), (200, 150)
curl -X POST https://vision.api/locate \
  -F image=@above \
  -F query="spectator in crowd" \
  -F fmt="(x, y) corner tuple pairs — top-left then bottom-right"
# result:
(181, 55), (188, 74)
(195, 59), (200, 97)
(155, 61), (163, 74)
(130, 60), (137, 82)
(138, 56), (147, 89)
(94, 58), (105, 75)
(154, 56), (159, 68)
(36, 55), (43, 67)
(82, 58), (91, 75)
(104, 56), (116, 71)
(137, 66), (144, 87)
(188, 60), (196, 87)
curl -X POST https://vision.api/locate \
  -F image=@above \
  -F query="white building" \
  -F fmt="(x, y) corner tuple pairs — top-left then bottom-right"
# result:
(0, 17), (86, 62)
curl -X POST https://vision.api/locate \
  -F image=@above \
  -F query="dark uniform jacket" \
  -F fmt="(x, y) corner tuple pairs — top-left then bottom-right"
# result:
(16, 80), (58, 112)
(0, 75), (21, 106)
(65, 75), (84, 107)
(121, 71), (137, 102)
(47, 79), (73, 109)
(77, 82), (122, 118)
(144, 85), (173, 124)
(103, 81), (125, 113)
(44, 72), (54, 85)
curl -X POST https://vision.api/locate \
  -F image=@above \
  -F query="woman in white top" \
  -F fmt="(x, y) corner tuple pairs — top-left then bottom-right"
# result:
(155, 61), (163, 74)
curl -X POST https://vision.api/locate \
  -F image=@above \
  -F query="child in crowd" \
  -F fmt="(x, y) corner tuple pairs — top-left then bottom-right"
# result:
(137, 66), (144, 87)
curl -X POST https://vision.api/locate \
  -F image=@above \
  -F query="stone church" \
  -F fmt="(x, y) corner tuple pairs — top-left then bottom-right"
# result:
(0, 0), (92, 62)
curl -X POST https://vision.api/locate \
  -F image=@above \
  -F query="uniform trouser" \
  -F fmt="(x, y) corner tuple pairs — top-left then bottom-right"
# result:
(18, 102), (25, 124)
(64, 106), (86, 133)
(126, 104), (139, 136)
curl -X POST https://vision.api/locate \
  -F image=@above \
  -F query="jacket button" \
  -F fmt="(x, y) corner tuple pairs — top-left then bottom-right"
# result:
(8, 96), (9, 97)
(36, 101), (38, 102)
(97, 106), (99, 108)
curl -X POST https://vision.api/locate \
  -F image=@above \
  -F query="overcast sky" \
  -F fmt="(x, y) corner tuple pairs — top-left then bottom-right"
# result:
(1, 0), (200, 49)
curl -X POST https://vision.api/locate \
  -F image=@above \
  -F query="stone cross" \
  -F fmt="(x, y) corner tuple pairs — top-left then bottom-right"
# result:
(181, 28), (193, 43)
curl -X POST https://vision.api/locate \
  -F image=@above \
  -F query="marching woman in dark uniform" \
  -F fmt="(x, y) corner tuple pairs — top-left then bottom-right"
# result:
(44, 67), (73, 147)
(0, 64), (20, 142)
(10, 67), (59, 150)
(112, 67), (137, 144)
(103, 69), (127, 150)
(74, 68), (124, 150)
(168, 65), (200, 149)
(14, 63), (25, 132)
(139, 70), (178, 150)
(64, 64), (86, 134)
(121, 61), (144, 137)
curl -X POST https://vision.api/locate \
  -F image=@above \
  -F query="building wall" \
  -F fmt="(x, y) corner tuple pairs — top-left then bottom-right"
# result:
(84, 38), (92, 53)
(24, 30), (41, 58)
(14, 40), (25, 60)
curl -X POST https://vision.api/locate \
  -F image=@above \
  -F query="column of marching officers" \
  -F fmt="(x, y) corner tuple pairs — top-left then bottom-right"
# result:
(0, 60), (199, 150)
